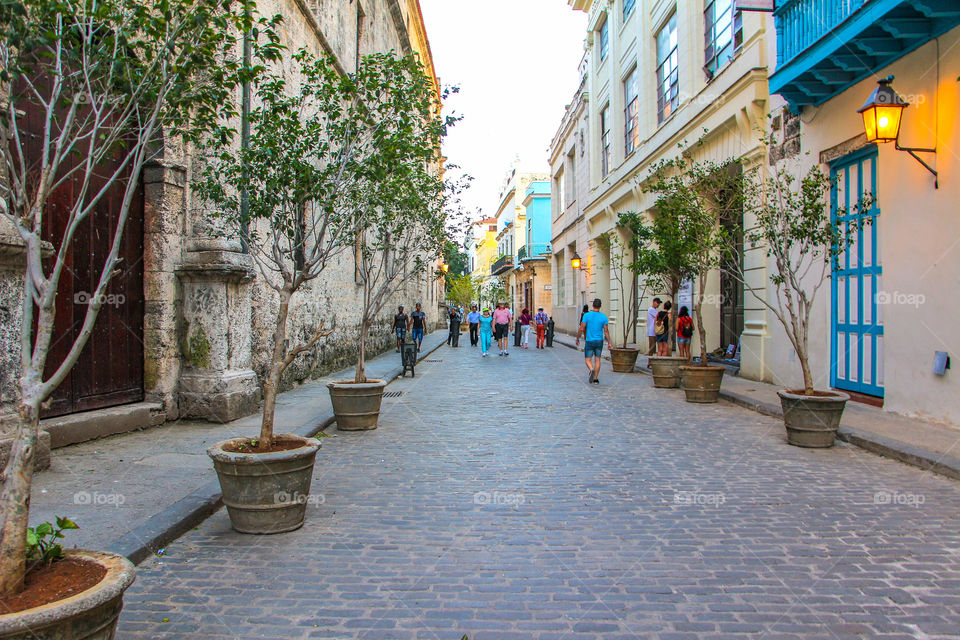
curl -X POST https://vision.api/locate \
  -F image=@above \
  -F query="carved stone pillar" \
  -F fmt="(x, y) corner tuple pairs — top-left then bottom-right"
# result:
(175, 243), (259, 422)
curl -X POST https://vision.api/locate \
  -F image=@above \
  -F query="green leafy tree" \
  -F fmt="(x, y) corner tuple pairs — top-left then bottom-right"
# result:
(595, 212), (654, 348)
(480, 280), (506, 310)
(0, 0), (273, 596)
(722, 145), (870, 395)
(350, 53), (457, 383)
(442, 239), (469, 285)
(446, 274), (479, 310)
(645, 150), (744, 366)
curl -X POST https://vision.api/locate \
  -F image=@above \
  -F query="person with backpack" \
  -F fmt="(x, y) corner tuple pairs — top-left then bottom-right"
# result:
(676, 305), (693, 360)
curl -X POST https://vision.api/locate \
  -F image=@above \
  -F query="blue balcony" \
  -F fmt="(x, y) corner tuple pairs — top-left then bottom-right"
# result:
(770, 0), (960, 107)
(517, 243), (552, 261)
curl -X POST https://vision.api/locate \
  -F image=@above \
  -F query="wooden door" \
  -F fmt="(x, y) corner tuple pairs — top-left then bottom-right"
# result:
(20, 98), (145, 418)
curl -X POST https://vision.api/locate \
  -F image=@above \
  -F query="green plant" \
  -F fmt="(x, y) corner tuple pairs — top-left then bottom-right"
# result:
(446, 274), (480, 310)
(722, 140), (871, 395)
(26, 517), (78, 572)
(596, 212), (655, 348)
(645, 146), (744, 366)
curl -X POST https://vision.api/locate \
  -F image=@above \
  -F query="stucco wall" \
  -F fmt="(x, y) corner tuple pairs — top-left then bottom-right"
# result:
(763, 30), (959, 427)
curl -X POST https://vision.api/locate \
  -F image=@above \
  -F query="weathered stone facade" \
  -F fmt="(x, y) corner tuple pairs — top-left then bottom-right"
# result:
(0, 0), (444, 440)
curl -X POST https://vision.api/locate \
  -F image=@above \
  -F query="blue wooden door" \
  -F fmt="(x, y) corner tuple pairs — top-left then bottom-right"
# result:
(831, 146), (883, 397)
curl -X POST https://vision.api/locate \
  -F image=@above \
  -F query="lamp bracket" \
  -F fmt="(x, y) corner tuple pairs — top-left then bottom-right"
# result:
(896, 143), (938, 188)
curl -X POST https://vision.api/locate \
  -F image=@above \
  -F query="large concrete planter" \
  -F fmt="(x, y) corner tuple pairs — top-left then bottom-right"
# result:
(679, 365), (725, 403)
(207, 434), (320, 534)
(0, 550), (135, 640)
(648, 356), (688, 388)
(778, 389), (850, 448)
(609, 347), (640, 373)
(327, 379), (387, 431)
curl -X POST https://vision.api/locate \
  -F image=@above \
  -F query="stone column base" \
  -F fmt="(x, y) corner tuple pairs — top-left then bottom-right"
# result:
(178, 369), (259, 423)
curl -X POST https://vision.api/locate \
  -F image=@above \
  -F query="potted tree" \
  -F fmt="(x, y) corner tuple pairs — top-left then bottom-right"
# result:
(197, 47), (433, 532)
(646, 152), (743, 402)
(327, 53), (456, 431)
(724, 147), (870, 447)
(0, 0), (262, 630)
(595, 213), (652, 372)
(631, 208), (698, 388)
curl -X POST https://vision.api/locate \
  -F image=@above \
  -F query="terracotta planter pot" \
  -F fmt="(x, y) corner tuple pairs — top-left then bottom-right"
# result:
(0, 550), (135, 640)
(609, 347), (640, 373)
(648, 356), (689, 388)
(679, 365), (725, 403)
(327, 379), (387, 431)
(208, 434), (321, 534)
(778, 389), (850, 448)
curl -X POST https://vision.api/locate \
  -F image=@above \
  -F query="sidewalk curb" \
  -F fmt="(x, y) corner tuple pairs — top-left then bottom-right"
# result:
(556, 334), (960, 482)
(108, 339), (446, 565)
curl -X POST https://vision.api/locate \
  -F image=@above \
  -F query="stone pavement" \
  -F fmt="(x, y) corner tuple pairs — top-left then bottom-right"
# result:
(552, 333), (960, 482)
(28, 332), (447, 557)
(117, 340), (960, 639)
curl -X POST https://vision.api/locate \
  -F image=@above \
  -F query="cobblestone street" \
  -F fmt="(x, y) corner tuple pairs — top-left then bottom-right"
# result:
(118, 342), (960, 640)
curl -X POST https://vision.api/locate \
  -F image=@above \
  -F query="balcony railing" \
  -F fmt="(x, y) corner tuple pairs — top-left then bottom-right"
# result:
(517, 243), (552, 260)
(770, 0), (960, 107)
(490, 254), (514, 276)
(774, 0), (867, 67)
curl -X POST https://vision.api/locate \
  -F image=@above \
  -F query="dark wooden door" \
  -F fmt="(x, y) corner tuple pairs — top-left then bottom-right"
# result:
(21, 99), (145, 418)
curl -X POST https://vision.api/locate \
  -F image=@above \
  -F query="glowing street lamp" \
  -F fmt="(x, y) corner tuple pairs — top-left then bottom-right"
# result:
(570, 252), (583, 271)
(858, 76), (937, 188)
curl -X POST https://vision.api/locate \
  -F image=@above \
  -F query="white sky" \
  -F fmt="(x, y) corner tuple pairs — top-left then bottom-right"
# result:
(418, 1), (587, 232)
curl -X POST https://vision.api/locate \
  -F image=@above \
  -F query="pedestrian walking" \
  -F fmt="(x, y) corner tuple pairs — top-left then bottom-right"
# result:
(676, 305), (693, 361)
(478, 307), (494, 357)
(393, 305), (408, 352)
(534, 307), (549, 349)
(519, 308), (532, 349)
(646, 297), (662, 356)
(446, 306), (461, 346)
(492, 302), (512, 356)
(467, 305), (480, 346)
(575, 298), (612, 384)
(408, 302), (427, 349)
(579, 304), (589, 326)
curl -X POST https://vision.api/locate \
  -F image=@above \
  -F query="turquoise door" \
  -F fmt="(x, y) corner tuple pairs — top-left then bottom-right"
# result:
(830, 146), (883, 397)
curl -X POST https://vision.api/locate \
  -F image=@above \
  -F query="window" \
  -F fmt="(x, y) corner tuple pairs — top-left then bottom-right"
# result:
(623, 0), (635, 21)
(624, 68), (639, 156)
(600, 105), (611, 176)
(566, 150), (576, 206)
(656, 13), (679, 123)
(557, 169), (565, 212)
(598, 17), (609, 62)
(704, 0), (742, 76)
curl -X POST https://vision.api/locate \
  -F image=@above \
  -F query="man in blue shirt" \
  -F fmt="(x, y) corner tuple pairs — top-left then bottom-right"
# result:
(575, 298), (612, 384)
(466, 305), (481, 347)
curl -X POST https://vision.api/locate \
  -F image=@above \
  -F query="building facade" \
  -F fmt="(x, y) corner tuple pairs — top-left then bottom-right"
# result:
(762, 0), (960, 426)
(514, 182), (554, 315)
(565, 0), (771, 358)
(550, 56), (592, 335)
(489, 169), (551, 311)
(0, 0), (443, 451)
(467, 217), (499, 296)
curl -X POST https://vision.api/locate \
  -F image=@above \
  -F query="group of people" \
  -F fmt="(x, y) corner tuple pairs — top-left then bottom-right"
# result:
(647, 297), (694, 360)
(392, 303), (429, 352)
(443, 303), (552, 357)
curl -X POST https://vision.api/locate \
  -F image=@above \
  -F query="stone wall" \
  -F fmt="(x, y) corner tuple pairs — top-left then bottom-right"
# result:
(0, 0), (441, 431)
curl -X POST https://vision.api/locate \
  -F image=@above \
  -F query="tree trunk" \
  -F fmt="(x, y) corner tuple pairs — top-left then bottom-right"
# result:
(354, 318), (368, 383)
(0, 400), (40, 596)
(695, 274), (708, 365)
(259, 291), (291, 446)
(669, 281), (679, 355)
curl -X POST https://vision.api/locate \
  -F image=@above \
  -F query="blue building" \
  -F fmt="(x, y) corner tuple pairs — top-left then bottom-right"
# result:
(513, 180), (553, 314)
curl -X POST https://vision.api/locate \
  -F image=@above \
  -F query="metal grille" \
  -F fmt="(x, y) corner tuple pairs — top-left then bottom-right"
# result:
(383, 391), (404, 398)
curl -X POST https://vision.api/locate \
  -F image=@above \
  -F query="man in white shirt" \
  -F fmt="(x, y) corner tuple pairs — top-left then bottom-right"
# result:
(646, 298), (661, 356)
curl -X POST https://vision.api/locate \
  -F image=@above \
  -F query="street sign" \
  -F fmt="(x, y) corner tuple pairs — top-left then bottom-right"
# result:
(544, 285), (552, 290)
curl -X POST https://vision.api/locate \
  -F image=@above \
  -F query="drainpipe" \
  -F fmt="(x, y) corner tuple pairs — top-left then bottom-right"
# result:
(240, 21), (252, 253)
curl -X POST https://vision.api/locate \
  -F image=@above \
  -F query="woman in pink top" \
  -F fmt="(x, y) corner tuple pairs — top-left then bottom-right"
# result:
(492, 303), (513, 356)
